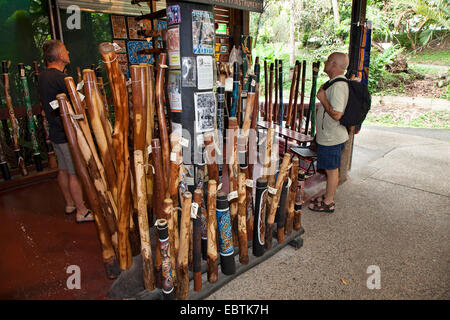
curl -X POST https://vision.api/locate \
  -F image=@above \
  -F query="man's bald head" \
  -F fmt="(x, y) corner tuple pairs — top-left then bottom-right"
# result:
(324, 52), (349, 78)
(329, 52), (349, 71)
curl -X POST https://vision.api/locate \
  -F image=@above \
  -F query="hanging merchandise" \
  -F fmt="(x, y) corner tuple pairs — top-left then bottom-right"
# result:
(192, 10), (215, 55)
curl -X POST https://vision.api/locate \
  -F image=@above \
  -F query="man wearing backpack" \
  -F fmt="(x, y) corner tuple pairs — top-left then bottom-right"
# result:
(308, 52), (349, 213)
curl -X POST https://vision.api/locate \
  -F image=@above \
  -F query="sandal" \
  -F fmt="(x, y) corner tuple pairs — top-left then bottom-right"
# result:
(309, 200), (335, 213)
(65, 205), (76, 215)
(310, 196), (323, 206)
(76, 210), (95, 223)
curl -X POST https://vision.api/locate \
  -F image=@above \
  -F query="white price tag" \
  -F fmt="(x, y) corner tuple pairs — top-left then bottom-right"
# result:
(246, 179), (253, 188)
(180, 137), (189, 148)
(78, 92), (85, 101)
(268, 186), (277, 195)
(126, 79), (132, 86)
(227, 190), (238, 202)
(170, 152), (177, 162)
(197, 134), (204, 147)
(113, 42), (122, 52)
(225, 78), (233, 92)
(147, 145), (152, 154)
(185, 177), (195, 186)
(76, 80), (84, 91)
(190, 202), (199, 219)
(49, 100), (59, 110)
(217, 183), (223, 191)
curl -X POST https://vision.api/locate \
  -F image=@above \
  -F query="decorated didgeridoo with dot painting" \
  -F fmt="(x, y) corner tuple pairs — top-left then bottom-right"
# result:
(134, 150), (155, 291)
(58, 93), (119, 279)
(2, 61), (27, 176)
(99, 42), (132, 271)
(253, 178), (268, 257)
(216, 192), (236, 276)
(18, 63), (42, 172)
(33, 61), (57, 169)
(176, 191), (192, 300)
(156, 219), (175, 300)
(285, 156), (299, 236)
(207, 180), (218, 283)
(293, 170), (305, 231)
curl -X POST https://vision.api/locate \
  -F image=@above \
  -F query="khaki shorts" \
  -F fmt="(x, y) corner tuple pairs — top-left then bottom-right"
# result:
(52, 142), (76, 175)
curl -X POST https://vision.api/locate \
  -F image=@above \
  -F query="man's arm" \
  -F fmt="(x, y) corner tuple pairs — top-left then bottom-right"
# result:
(316, 85), (343, 121)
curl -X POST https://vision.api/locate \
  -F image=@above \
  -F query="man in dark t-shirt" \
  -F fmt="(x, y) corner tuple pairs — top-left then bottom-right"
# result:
(38, 40), (93, 223)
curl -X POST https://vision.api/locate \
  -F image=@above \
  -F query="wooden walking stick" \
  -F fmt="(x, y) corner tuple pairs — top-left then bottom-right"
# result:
(285, 156), (299, 235)
(286, 61), (298, 129)
(237, 172), (249, 265)
(99, 42), (132, 271)
(2, 61), (27, 176)
(156, 219), (175, 300)
(207, 180), (218, 283)
(58, 93), (119, 279)
(33, 61), (57, 169)
(193, 189), (203, 291)
(155, 53), (170, 195)
(291, 61), (302, 131)
(298, 60), (307, 132)
(18, 63), (43, 172)
(177, 191), (192, 300)
(134, 150), (155, 291)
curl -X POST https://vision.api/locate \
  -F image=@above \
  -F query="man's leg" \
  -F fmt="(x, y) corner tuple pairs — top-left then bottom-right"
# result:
(68, 173), (88, 215)
(57, 169), (75, 209)
(324, 168), (339, 207)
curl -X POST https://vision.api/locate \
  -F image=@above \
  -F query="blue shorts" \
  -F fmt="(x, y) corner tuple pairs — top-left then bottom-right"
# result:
(317, 143), (345, 170)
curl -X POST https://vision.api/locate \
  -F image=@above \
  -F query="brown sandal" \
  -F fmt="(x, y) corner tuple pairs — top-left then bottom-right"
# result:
(309, 200), (335, 213)
(76, 210), (94, 223)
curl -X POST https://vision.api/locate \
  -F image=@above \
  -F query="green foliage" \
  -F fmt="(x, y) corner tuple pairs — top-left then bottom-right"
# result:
(368, 44), (404, 93)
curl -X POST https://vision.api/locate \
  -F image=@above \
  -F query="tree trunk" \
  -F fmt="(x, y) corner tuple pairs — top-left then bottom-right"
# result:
(331, 0), (340, 25)
(289, 0), (296, 66)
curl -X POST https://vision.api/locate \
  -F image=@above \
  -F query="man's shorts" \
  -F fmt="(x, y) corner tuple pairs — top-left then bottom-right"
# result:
(317, 143), (345, 170)
(52, 142), (76, 175)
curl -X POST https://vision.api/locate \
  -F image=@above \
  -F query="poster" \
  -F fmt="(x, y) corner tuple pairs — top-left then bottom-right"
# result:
(111, 16), (127, 39)
(127, 17), (144, 40)
(192, 10), (215, 55)
(196, 56), (213, 90)
(181, 57), (196, 87)
(127, 41), (154, 65)
(168, 71), (182, 112)
(167, 27), (180, 68)
(194, 91), (216, 133)
(167, 5), (181, 25)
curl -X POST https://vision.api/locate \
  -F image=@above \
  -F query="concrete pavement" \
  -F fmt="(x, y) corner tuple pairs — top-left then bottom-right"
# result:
(207, 126), (450, 300)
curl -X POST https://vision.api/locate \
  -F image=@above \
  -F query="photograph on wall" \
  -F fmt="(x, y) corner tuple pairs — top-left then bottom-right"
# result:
(110, 15), (127, 39)
(127, 41), (154, 65)
(168, 71), (182, 112)
(192, 10), (215, 55)
(127, 17), (144, 40)
(181, 57), (196, 87)
(167, 5), (181, 25)
(112, 40), (127, 53)
(194, 91), (216, 133)
(167, 27), (180, 68)
(196, 55), (213, 90)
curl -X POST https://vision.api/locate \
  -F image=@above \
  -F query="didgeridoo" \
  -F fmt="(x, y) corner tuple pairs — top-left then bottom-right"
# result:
(286, 156), (299, 236)
(298, 60), (307, 132)
(276, 179), (289, 243)
(227, 117), (239, 246)
(238, 135), (253, 242)
(162, 198), (177, 289)
(156, 219), (175, 300)
(248, 59), (260, 180)
(155, 53), (170, 195)
(286, 61), (298, 129)
(263, 60), (268, 120)
(253, 178), (268, 257)
(266, 153), (292, 249)
(99, 42), (132, 271)
(134, 150), (155, 291)
(278, 60), (284, 126)
(203, 131), (219, 184)
(177, 191), (192, 300)
(230, 62), (239, 117)
(207, 180), (218, 283)
(0, 136), (11, 180)
(274, 59), (278, 124)
(57, 93), (119, 279)
(18, 63), (42, 172)
(2, 61), (27, 176)
(216, 192), (236, 275)
(294, 170), (305, 231)
(130, 65), (147, 153)
(291, 61), (302, 131)
(193, 189), (203, 291)
(305, 62), (320, 136)
(237, 172), (249, 265)
(33, 61), (57, 169)
(143, 64), (155, 211)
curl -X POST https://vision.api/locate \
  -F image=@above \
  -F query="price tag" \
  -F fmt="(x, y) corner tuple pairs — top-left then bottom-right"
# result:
(76, 80), (84, 91)
(227, 190), (238, 202)
(126, 79), (132, 86)
(180, 137), (189, 148)
(225, 78), (233, 92)
(147, 145), (152, 154)
(190, 202), (199, 219)
(170, 152), (177, 162)
(78, 92), (85, 101)
(197, 134), (204, 147)
(113, 42), (122, 52)
(246, 179), (253, 188)
(286, 178), (292, 189)
(49, 100), (59, 110)
(185, 177), (195, 186)
(268, 186), (277, 195)
(217, 183), (223, 191)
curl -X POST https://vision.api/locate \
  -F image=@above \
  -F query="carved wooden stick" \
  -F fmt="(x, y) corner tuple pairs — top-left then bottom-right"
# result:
(177, 191), (192, 300)
(237, 172), (249, 265)
(134, 150), (154, 291)
(207, 180), (218, 283)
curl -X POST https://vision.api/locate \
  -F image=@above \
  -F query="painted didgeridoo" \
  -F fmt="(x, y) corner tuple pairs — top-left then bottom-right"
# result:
(237, 172), (249, 265)
(33, 61), (57, 169)
(216, 192), (236, 275)
(253, 178), (268, 257)
(230, 62), (239, 117)
(18, 63), (42, 172)
(2, 61), (27, 176)
(98, 42), (132, 271)
(156, 219), (176, 300)
(57, 93), (119, 279)
(162, 198), (177, 289)
(134, 150), (155, 291)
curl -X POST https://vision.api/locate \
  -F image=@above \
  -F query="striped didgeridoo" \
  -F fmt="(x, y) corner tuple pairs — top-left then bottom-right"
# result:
(176, 191), (192, 300)
(33, 61), (57, 169)
(193, 189), (203, 291)
(155, 53), (170, 195)
(0, 131), (11, 180)
(18, 63), (42, 172)
(253, 178), (268, 257)
(156, 218), (176, 300)
(285, 61), (298, 129)
(237, 172), (249, 265)
(216, 192), (236, 275)
(285, 156), (299, 236)
(2, 61), (27, 176)
(293, 170), (305, 231)
(227, 117), (239, 247)
(134, 150), (155, 291)
(99, 42), (132, 271)
(57, 93), (119, 279)
(207, 180), (218, 283)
